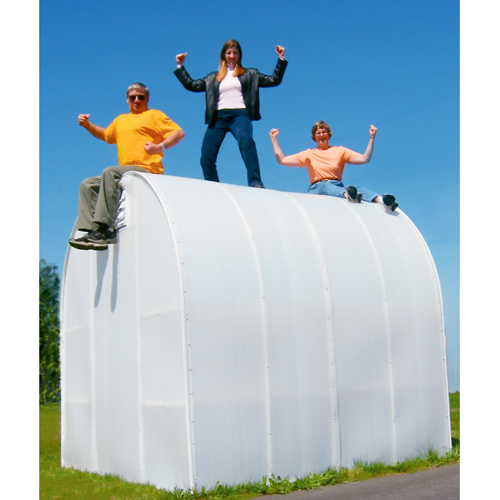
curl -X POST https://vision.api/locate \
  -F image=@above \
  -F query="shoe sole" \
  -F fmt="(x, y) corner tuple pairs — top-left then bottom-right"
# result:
(383, 202), (399, 212)
(346, 194), (362, 203)
(69, 239), (108, 251)
(345, 187), (362, 203)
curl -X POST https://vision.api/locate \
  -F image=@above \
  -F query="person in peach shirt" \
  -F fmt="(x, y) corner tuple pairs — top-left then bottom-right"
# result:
(270, 120), (398, 211)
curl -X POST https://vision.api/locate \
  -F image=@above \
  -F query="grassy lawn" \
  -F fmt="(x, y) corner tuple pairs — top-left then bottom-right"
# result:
(40, 393), (459, 499)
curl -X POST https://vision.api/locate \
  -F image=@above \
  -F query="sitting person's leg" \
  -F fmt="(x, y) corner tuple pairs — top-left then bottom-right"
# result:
(93, 166), (148, 230)
(357, 186), (398, 211)
(356, 186), (380, 204)
(70, 166), (149, 250)
(77, 176), (102, 232)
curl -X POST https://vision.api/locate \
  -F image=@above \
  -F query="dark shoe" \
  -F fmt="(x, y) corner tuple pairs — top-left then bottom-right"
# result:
(88, 227), (117, 245)
(69, 231), (107, 251)
(382, 194), (398, 211)
(68, 228), (116, 251)
(345, 185), (362, 203)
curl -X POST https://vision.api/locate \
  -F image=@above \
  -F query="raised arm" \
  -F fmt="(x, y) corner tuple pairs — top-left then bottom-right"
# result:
(258, 46), (288, 87)
(347, 125), (377, 165)
(173, 52), (207, 92)
(78, 114), (105, 141)
(269, 128), (300, 166)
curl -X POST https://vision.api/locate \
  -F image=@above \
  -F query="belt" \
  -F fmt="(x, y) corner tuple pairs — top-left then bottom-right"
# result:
(311, 178), (341, 186)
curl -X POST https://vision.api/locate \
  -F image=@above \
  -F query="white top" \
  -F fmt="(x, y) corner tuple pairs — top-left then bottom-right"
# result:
(217, 68), (246, 110)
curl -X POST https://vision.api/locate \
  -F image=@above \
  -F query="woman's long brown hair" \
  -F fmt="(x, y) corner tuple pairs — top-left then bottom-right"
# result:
(216, 39), (246, 82)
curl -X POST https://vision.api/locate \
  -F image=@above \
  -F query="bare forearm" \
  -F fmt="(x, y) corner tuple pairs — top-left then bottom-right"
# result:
(361, 136), (375, 162)
(162, 129), (185, 149)
(78, 114), (106, 141)
(269, 129), (300, 167)
(348, 127), (377, 165)
(144, 129), (185, 155)
(271, 138), (286, 164)
(86, 123), (106, 141)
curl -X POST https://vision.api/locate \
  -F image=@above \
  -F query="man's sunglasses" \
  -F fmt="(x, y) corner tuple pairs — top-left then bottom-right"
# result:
(128, 94), (146, 101)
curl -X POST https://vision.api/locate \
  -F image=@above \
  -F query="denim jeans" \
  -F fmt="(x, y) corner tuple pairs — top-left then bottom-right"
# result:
(200, 109), (263, 187)
(308, 179), (379, 202)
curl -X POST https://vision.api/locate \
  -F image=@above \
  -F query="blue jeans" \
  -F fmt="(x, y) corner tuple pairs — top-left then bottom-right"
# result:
(200, 109), (263, 187)
(308, 179), (379, 202)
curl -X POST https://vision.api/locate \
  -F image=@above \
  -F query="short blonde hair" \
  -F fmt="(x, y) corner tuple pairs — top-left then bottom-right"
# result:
(311, 120), (332, 141)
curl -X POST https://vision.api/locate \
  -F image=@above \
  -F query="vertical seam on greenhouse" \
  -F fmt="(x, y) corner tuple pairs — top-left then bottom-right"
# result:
(347, 206), (397, 463)
(131, 184), (146, 482)
(221, 186), (274, 476)
(400, 211), (452, 449)
(283, 193), (342, 467)
(141, 174), (196, 488)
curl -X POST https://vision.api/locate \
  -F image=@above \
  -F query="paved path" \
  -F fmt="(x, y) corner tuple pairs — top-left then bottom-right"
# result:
(264, 464), (459, 500)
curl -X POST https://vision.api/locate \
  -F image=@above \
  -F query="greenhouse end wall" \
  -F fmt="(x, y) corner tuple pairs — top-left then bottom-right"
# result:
(60, 172), (451, 490)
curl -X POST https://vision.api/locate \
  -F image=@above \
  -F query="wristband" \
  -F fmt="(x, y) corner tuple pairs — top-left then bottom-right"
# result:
(161, 142), (166, 151)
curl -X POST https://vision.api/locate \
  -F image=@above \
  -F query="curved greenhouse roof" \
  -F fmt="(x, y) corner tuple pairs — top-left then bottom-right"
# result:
(61, 172), (451, 490)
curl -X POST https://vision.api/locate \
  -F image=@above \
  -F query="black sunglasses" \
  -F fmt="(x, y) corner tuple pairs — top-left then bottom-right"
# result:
(128, 94), (146, 101)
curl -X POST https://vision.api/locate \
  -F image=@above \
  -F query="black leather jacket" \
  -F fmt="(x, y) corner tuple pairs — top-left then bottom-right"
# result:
(174, 58), (288, 125)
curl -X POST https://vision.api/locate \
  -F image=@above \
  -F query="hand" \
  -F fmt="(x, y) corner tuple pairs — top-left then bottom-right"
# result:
(370, 124), (377, 138)
(176, 53), (187, 66)
(270, 128), (279, 139)
(78, 114), (90, 128)
(275, 45), (285, 58)
(144, 142), (162, 155)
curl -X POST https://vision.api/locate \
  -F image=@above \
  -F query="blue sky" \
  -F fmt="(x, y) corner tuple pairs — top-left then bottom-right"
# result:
(38, 0), (460, 393)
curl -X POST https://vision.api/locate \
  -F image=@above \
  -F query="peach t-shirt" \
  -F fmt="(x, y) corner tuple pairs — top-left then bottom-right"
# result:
(295, 146), (353, 184)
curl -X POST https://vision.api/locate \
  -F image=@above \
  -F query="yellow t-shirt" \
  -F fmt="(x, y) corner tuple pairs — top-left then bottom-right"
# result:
(295, 146), (353, 184)
(104, 109), (181, 174)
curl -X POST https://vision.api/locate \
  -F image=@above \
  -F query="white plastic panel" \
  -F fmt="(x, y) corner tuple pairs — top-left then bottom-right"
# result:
(60, 172), (451, 490)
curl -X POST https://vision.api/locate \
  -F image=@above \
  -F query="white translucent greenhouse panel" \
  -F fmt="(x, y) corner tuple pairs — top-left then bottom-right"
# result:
(157, 180), (270, 485)
(129, 176), (191, 488)
(60, 172), (450, 491)
(233, 189), (339, 477)
(297, 198), (395, 465)
(61, 175), (192, 488)
(60, 245), (96, 470)
(355, 206), (450, 458)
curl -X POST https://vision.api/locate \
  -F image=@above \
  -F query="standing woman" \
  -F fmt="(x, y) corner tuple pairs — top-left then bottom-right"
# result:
(174, 39), (287, 188)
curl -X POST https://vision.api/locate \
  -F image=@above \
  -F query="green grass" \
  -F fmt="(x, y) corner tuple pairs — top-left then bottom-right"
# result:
(40, 392), (460, 499)
(449, 391), (460, 447)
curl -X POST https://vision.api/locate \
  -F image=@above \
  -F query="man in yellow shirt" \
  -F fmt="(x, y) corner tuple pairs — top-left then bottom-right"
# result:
(69, 82), (185, 251)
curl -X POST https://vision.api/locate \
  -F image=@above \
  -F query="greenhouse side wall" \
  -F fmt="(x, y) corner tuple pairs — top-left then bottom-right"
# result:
(60, 172), (451, 490)
(61, 173), (192, 489)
